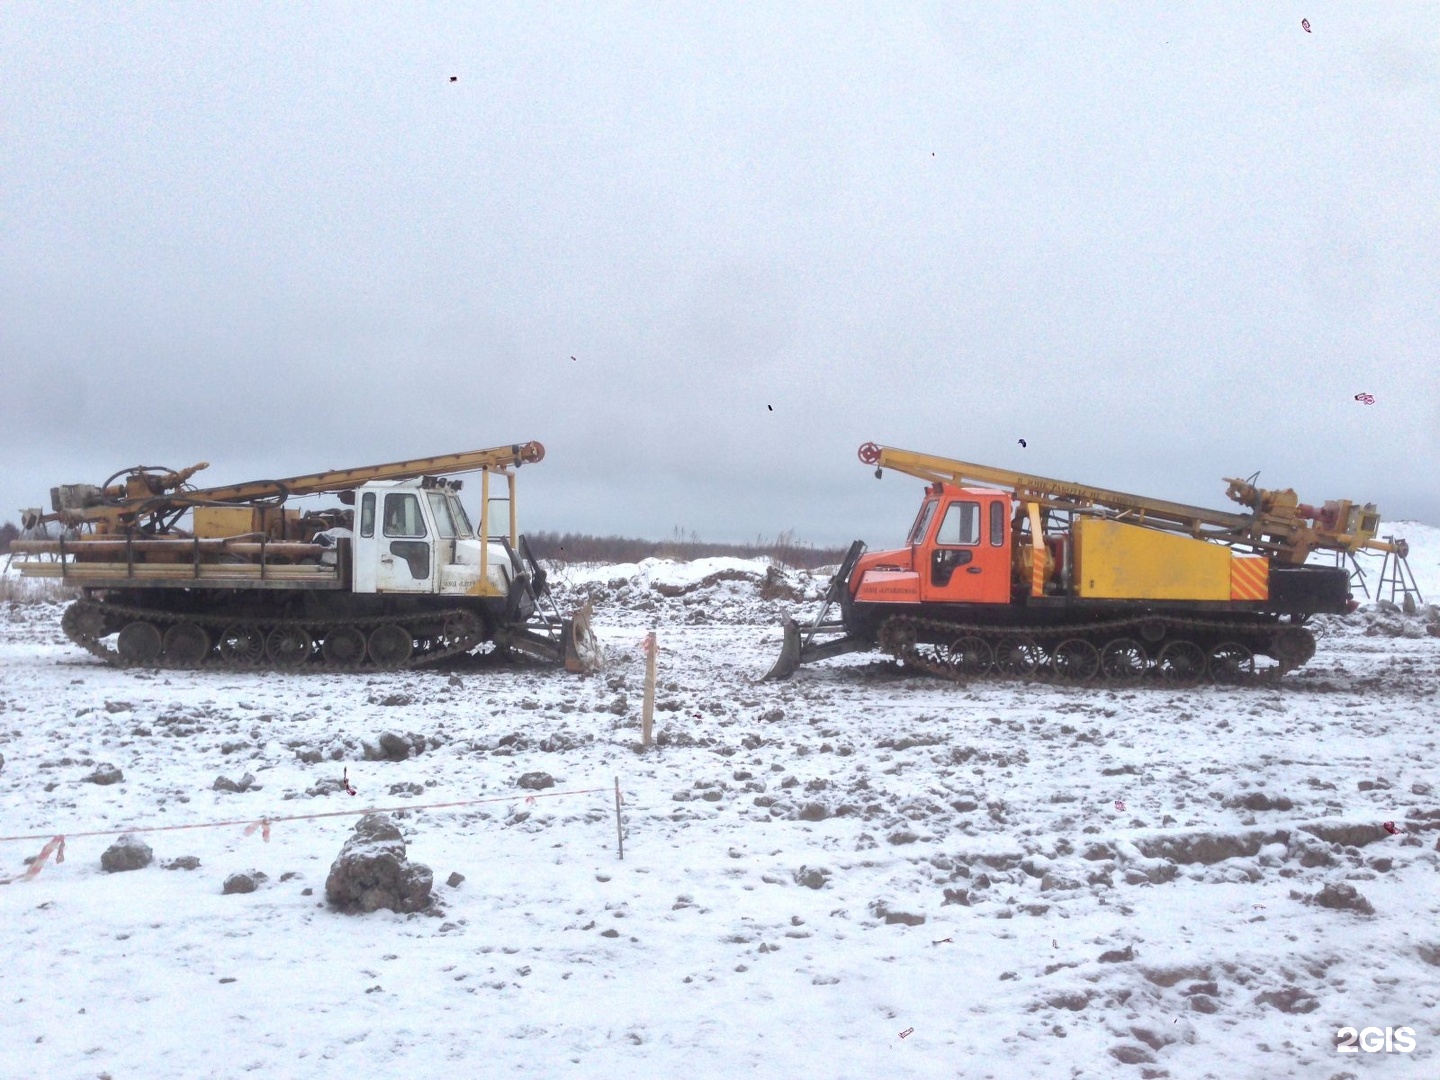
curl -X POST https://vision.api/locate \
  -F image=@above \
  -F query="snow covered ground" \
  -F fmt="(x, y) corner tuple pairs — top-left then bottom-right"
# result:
(1, 549), (1438, 1080)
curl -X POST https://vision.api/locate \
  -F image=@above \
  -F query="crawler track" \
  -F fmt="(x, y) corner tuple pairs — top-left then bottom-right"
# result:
(875, 613), (1316, 686)
(61, 598), (489, 673)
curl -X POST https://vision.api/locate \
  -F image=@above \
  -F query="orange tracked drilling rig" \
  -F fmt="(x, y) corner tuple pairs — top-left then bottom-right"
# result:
(764, 443), (1415, 684)
(11, 443), (601, 673)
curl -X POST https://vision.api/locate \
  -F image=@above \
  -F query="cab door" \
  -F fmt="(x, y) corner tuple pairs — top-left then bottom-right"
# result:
(352, 491), (380, 593)
(920, 496), (1010, 604)
(374, 491), (434, 593)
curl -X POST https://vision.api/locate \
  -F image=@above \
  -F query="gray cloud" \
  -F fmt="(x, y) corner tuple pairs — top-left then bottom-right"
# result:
(3, 5), (1436, 547)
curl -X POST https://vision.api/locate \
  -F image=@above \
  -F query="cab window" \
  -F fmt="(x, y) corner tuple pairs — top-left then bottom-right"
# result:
(907, 501), (939, 545)
(449, 497), (474, 538)
(989, 501), (1006, 546)
(383, 493), (427, 538)
(360, 492), (375, 538)
(425, 492), (457, 539)
(936, 501), (980, 545)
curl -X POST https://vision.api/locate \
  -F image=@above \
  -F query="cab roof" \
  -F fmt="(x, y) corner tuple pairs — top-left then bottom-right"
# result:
(925, 482), (1008, 498)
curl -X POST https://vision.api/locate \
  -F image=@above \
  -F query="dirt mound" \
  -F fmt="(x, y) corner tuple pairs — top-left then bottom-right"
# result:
(324, 814), (433, 915)
(1134, 829), (1289, 865)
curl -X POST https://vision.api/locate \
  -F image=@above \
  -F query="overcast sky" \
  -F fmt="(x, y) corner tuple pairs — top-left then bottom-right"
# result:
(3, 4), (1437, 548)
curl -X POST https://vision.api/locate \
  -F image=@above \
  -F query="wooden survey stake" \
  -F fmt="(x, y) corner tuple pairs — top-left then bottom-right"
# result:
(641, 631), (657, 748)
(614, 776), (624, 860)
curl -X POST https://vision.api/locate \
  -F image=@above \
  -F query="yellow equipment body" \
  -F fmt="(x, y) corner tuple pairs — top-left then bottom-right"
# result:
(1070, 517), (1270, 602)
(1073, 518), (1233, 600)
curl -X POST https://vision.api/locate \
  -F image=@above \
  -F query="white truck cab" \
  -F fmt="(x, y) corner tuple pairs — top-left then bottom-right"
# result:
(350, 478), (516, 597)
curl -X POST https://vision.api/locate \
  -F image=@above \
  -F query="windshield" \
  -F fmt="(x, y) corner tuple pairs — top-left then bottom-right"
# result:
(425, 492), (457, 539)
(906, 500), (938, 545)
(449, 496), (474, 538)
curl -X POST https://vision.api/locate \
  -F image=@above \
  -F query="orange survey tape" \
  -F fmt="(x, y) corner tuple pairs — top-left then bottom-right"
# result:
(0, 835), (65, 886)
(0, 786), (608, 884)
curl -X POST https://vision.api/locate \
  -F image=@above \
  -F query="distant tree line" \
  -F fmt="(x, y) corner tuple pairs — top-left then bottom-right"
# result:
(0, 517), (847, 571)
(526, 528), (849, 571)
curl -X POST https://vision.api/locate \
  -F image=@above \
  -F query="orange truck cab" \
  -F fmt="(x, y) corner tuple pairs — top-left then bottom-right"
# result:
(851, 483), (1012, 606)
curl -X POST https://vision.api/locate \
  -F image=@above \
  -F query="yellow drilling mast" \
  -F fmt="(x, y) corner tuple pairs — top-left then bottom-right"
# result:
(26, 442), (545, 534)
(861, 444), (1406, 565)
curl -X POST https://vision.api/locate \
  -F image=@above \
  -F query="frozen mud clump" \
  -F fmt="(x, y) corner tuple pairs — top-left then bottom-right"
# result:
(517, 771), (555, 790)
(1254, 986), (1319, 1014)
(86, 764), (124, 786)
(1224, 792), (1293, 812)
(325, 813), (434, 914)
(100, 834), (152, 873)
(758, 566), (804, 601)
(213, 772), (256, 793)
(870, 899), (925, 926)
(223, 870), (268, 894)
(1136, 829), (1282, 865)
(793, 865), (831, 889)
(1309, 882), (1375, 915)
(364, 731), (426, 761)
(1108, 1044), (1155, 1065)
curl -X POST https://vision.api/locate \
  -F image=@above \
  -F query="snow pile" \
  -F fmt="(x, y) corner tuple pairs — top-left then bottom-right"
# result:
(1362, 519), (1440, 602)
(548, 556), (830, 628)
(559, 555), (779, 592)
(1304, 518), (1436, 608)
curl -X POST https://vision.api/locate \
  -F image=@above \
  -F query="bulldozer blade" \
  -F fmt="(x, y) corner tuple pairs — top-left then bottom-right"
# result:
(762, 614), (873, 681)
(564, 600), (604, 674)
(504, 600), (602, 673)
(762, 616), (804, 681)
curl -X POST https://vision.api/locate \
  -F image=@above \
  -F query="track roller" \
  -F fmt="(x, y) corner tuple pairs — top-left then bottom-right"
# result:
(218, 625), (265, 665)
(162, 622), (211, 667)
(266, 626), (314, 667)
(995, 636), (1046, 678)
(1100, 638), (1148, 682)
(1052, 638), (1101, 684)
(1155, 640), (1206, 684)
(367, 624), (413, 669)
(1207, 641), (1254, 684)
(322, 626), (368, 667)
(117, 621), (162, 665)
(948, 636), (993, 677)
